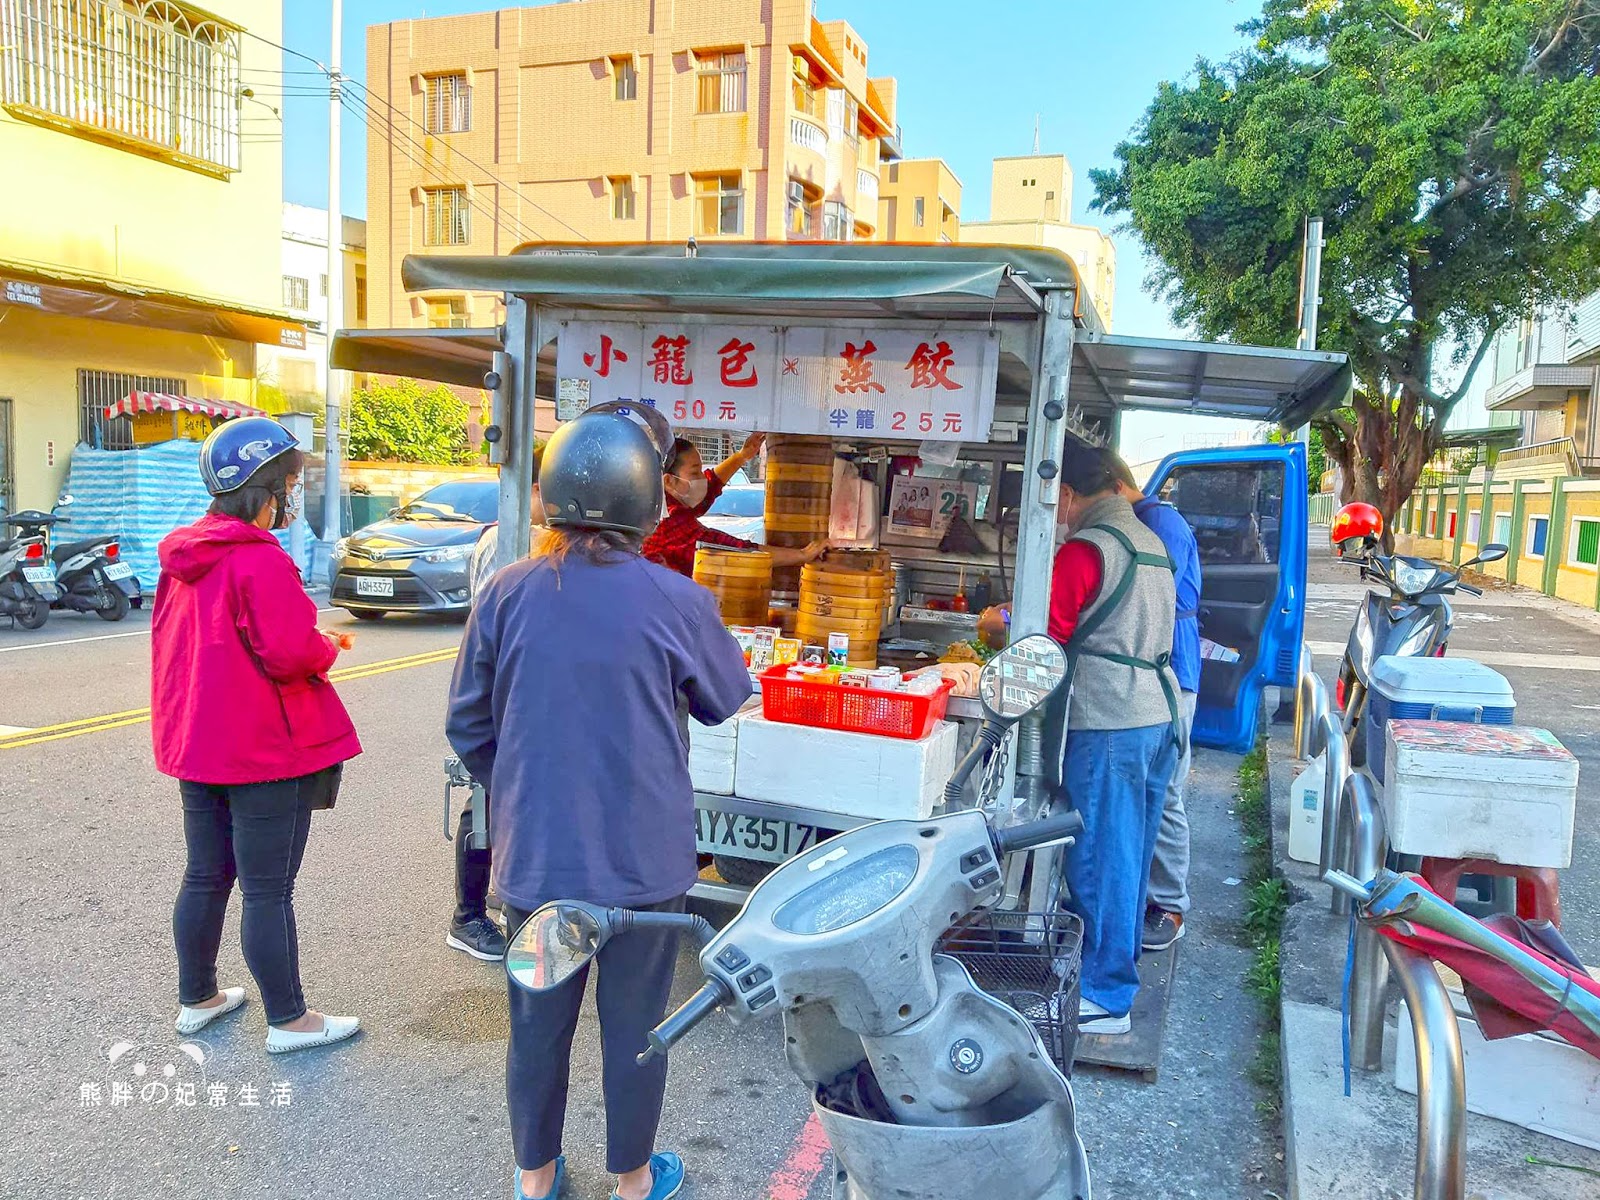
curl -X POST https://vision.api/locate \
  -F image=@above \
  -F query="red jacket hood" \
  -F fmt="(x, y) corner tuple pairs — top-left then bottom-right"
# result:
(159, 514), (279, 584)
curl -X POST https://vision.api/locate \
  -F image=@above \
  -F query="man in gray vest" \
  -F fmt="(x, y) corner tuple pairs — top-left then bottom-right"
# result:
(1048, 440), (1180, 1035)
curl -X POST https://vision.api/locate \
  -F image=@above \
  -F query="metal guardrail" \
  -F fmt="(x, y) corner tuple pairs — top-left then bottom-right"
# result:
(1294, 649), (1467, 1200)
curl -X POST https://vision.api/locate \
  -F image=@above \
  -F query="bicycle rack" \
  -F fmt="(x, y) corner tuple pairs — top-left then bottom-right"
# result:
(1295, 648), (1467, 1200)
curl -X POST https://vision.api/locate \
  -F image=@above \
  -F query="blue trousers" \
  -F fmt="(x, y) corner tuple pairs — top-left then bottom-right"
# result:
(1061, 723), (1178, 1016)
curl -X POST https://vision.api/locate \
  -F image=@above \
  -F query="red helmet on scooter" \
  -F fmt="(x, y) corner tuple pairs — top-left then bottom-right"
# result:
(1331, 502), (1383, 558)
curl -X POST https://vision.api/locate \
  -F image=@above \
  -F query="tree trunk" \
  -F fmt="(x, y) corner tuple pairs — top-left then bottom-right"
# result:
(1313, 383), (1440, 554)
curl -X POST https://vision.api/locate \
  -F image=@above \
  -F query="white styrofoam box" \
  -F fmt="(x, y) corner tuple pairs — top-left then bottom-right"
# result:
(688, 700), (759, 796)
(1397, 983), (1600, 1152)
(1286, 753), (1326, 865)
(1366, 656), (1515, 784)
(1383, 721), (1578, 867)
(733, 712), (960, 821)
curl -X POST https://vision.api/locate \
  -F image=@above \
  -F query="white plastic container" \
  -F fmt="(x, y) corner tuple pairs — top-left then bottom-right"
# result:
(688, 700), (758, 796)
(733, 712), (959, 821)
(1286, 753), (1326, 865)
(1382, 720), (1578, 867)
(1365, 656), (1515, 784)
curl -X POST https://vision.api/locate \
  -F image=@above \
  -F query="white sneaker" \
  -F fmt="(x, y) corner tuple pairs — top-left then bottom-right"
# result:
(1078, 998), (1131, 1036)
(266, 1014), (361, 1054)
(175, 987), (247, 1035)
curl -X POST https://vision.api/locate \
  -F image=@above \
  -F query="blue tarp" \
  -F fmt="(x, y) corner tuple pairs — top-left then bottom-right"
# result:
(58, 442), (306, 591)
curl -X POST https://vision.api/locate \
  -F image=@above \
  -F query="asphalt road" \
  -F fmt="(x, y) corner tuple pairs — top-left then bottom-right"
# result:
(1302, 540), (1600, 963)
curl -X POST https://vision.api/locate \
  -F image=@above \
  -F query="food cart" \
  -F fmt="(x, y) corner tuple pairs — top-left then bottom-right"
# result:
(333, 242), (1349, 915)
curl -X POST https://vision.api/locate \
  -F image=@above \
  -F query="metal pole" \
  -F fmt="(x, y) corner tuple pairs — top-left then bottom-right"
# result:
(1382, 939), (1467, 1200)
(1294, 646), (1321, 760)
(1315, 710), (1349, 886)
(321, 0), (343, 544)
(496, 296), (536, 573)
(1345, 772), (1391, 1072)
(1298, 216), (1323, 352)
(1011, 288), (1074, 640)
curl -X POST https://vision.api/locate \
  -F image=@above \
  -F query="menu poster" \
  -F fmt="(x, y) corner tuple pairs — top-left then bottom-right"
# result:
(886, 475), (979, 542)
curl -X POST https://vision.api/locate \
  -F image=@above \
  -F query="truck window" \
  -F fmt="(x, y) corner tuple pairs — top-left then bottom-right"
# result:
(1158, 463), (1286, 565)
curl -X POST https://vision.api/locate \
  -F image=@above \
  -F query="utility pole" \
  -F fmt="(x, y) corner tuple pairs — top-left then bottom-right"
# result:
(322, 0), (344, 545)
(1294, 215), (1325, 445)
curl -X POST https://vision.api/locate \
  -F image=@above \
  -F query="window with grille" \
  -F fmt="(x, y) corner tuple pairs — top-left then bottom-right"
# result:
(424, 187), (470, 246)
(786, 180), (814, 237)
(792, 71), (817, 117)
(612, 56), (636, 101)
(695, 174), (744, 236)
(1528, 515), (1550, 557)
(354, 273), (368, 323)
(822, 201), (852, 241)
(78, 369), (183, 449)
(1570, 517), (1600, 567)
(696, 50), (746, 114)
(319, 274), (328, 297)
(0, 0), (241, 173)
(1492, 513), (1512, 546)
(1465, 510), (1482, 543)
(425, 297), (469, 329)
(611, 176), (636, 221)
(424, 73), (470, 134)
(283, 276), (310, 310)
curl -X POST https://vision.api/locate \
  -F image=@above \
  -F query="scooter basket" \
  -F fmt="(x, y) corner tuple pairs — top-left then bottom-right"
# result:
(937, 910), (1083, 1076)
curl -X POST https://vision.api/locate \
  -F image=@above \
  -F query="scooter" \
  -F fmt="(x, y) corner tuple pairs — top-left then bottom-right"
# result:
(1335, 542), (1507, 766)
(507, 635), (1093, 1200)
(0, 517), (53, 630)
(4, 501), (137, 621)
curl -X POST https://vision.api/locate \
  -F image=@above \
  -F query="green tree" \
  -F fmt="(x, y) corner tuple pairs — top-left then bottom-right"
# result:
(347, 379), (480, 465)
(1092, 0), (1600, 539)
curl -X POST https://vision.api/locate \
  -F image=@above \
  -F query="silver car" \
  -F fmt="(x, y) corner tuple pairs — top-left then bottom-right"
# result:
(329, 479), (497, 619)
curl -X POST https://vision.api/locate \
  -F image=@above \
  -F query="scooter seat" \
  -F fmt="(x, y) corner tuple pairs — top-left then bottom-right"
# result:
(51, 537), (111, 564)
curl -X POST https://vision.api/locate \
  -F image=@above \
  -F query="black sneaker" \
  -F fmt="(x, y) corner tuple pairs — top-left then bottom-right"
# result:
(447, 915), (507, 961)
(1141, 909), (1185, 952)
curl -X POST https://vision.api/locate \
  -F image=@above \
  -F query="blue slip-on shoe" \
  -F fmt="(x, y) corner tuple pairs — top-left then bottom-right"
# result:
(611, 1151), (685, 1200)
(514, 1156), (565, 1200)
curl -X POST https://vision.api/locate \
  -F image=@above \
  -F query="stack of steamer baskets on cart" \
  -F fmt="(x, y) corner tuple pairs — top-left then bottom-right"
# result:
(798, 552), (892, 669)
(692, 546), (773, 627)
(764, 436), (834, 612)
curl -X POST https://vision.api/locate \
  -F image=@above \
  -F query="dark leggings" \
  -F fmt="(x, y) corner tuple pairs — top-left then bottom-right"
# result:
(503, 896), (685, 1175)
(455, 803), (492, 926)
(173, 776), (315, 1026)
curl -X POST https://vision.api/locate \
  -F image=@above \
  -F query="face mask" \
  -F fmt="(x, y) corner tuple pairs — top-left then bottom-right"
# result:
(664, 472), (709, 509)
(273, 480), (304, 530)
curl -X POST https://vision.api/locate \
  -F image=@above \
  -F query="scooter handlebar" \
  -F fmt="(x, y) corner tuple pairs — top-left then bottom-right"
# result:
(992, 810), (1085, 858)
(637, 979), (731, 1066)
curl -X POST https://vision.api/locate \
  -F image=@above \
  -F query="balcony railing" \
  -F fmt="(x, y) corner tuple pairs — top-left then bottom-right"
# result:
(788, 113), (827, 156)
(856, 168), (878, 205)
(0, 0), (242, 174)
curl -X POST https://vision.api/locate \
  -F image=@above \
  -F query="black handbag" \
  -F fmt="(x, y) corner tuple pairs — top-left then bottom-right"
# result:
(303, 763), (344, 811)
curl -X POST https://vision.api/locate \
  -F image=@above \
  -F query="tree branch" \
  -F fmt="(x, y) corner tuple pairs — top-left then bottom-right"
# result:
(1443, 328), (1499, 410)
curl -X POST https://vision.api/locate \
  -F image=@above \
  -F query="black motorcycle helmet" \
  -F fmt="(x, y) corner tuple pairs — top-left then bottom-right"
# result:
(539, 402), (672, 536)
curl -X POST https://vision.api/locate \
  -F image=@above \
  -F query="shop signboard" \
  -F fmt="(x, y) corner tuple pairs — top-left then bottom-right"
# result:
(554, 319), (998, 442)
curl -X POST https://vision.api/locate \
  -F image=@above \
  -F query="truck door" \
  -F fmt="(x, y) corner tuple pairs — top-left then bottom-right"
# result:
(1142, 443), (1308, 754)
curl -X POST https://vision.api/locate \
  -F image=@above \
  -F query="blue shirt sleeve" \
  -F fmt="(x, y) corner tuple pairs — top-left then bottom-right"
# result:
(446, 576), (502, 785)
(680, 585), (754, 725)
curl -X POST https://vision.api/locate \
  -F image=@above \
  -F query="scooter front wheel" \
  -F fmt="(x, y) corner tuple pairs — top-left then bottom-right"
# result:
(15, 597), (48, 631)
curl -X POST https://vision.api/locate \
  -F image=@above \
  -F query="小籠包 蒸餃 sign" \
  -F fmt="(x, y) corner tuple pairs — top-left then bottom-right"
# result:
(554, 319), (999, 442)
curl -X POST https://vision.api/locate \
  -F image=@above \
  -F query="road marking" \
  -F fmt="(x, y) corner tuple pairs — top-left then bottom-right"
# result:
(0, 725), (30, 736)
(0, 609), (339, 654)
(1306, 640), (1600, 673)
(0, 645), (459, 750)
(762, 1113), (830, 1200)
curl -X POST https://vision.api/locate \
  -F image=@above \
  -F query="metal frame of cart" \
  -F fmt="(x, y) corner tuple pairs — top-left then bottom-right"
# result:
(334, 241), (1350, 909)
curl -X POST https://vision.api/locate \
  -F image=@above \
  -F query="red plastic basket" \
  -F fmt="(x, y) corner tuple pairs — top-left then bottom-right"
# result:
(758, 667), (955, 740)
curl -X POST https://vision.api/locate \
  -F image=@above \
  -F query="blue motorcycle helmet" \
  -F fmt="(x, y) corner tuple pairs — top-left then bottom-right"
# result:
(200, 416), (301, 495)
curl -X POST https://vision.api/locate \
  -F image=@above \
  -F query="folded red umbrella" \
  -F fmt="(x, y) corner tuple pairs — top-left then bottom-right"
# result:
(1365, 873), (1600, 1061)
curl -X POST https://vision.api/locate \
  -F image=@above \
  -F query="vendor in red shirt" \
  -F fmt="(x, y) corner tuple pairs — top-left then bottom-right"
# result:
(642, 433), (827, 576)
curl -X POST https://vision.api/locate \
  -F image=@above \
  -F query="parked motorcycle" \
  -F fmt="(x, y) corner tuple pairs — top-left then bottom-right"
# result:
(1335, 542), (1508, 765)
(4, 500), (137, 621)
(0, 517), (53, 630)
(507, 635), (1093, 1200)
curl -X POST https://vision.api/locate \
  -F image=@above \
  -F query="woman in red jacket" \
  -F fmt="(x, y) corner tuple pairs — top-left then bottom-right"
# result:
(153, 418), (362, 1055)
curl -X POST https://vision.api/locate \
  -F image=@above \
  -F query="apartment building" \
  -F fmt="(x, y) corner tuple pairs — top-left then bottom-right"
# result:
(365, 0), (904, 331)
(1482, 292), (1600, 479)
(0, 0), (297, 510)
(962, 153), (1116, 329)
(878, 157), (960, 244)
(260, 204), (369, 409)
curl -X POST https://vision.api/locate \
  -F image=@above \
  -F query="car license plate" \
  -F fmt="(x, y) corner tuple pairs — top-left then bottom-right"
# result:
(355, 576), (395, 597)
(103, 562), (134, 581)
(694, 806), (815, 864)
(23, 567), (52, 585)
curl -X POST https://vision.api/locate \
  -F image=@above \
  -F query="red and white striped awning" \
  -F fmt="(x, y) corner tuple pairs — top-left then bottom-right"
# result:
(106, 392), (267, 421)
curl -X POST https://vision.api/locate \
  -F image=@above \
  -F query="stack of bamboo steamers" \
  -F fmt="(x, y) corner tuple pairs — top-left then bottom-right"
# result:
(798, 550), (892, 668)
(763, 436), (834, 606)
(692, 547), (773, 626)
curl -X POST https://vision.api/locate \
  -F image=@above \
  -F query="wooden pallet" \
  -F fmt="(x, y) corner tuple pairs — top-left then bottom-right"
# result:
(1072, 940), (1180, 1083)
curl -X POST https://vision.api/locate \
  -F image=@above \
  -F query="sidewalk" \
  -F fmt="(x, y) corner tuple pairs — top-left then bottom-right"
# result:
(1267, 731), (1600, 1199)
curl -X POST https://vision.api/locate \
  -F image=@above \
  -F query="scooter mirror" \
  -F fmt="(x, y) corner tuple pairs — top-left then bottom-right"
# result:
(505, 901), (607, 993)
(978, 633), (1068, 723)
(1472, 543), (1508, 565)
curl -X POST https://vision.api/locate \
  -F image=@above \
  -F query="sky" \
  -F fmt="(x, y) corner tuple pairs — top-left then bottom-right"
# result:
(271, 0), (1269, 463)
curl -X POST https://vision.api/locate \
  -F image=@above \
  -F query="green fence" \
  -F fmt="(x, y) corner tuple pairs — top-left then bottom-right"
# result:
(1309, 492), (1336, 526)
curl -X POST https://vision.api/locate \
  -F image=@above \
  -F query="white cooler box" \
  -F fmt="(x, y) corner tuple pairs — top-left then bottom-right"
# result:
(1366, 656), (1515, 785)
(688, 700), (759, 795)
(733, 712), (960, 822)
(1383, 720), (1578, 867)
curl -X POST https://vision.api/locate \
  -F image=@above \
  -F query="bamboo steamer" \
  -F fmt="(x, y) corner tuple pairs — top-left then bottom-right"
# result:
(796, 552), (892, 670)
(694, 546), (773, 625)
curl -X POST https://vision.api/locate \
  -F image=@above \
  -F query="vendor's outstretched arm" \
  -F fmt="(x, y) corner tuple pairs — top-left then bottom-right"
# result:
(765, 539), (828, 568)
(714, 432), (765, 484)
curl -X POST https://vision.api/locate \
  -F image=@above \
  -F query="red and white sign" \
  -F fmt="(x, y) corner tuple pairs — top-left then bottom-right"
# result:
(555, 320), (998, 442)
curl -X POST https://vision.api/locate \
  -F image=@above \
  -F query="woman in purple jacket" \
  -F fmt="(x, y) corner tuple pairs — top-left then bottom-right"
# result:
(447, 404), (751, 1200)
